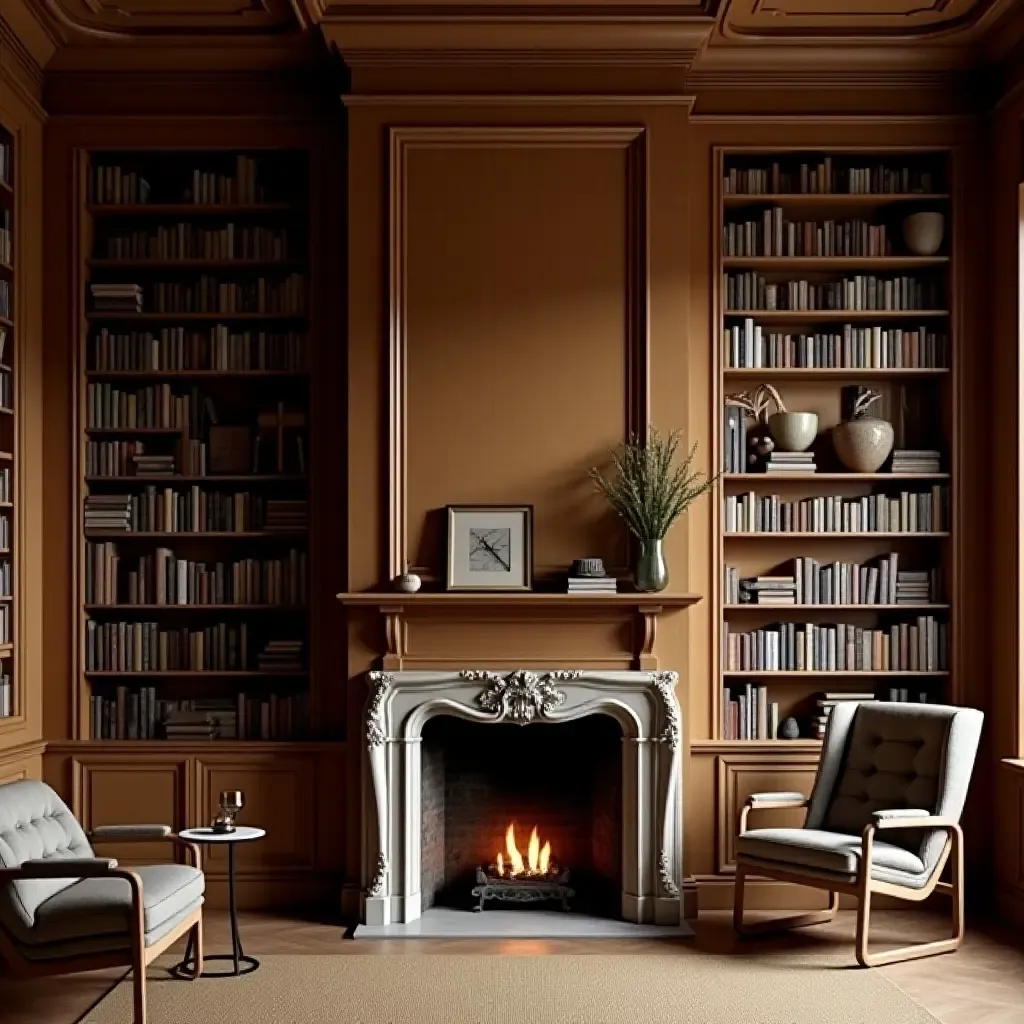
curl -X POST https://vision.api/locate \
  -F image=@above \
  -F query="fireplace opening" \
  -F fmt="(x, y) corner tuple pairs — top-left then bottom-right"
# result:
(420, 714), (622, 916)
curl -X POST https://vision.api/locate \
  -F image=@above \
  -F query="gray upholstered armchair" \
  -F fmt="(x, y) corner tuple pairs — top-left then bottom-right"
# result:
(0, 779), (205, 1024)
(733, 701), (983, 967)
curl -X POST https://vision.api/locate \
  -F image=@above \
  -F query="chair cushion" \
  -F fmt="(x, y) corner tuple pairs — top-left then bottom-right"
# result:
(822, 704), (949, 854)
(14, 864), (204, 947)
(738, 827), (927, 881)
(0, 780), (94, 937)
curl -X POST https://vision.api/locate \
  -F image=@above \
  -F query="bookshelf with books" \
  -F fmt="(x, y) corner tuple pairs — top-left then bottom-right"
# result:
(0, 122), (14, 725)
(77, 150), (312, 745)
(715, 148), (957, 748)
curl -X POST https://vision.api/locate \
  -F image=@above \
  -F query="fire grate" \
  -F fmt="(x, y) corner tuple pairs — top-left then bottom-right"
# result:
(471, 866), (575, 912)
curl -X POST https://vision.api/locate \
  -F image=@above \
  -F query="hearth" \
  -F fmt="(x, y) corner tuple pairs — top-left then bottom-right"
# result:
(359, 669), (686, 929)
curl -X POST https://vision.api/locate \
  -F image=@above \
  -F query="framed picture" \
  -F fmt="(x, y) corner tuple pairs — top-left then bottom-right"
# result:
(446, 505), (533, 592)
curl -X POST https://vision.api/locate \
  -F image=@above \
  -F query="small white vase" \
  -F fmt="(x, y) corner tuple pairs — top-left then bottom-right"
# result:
(767, 411), (818, 453)
(902, 212), (944, 257)
(394, 572), (422, 593)
(832, 417), (895, 474)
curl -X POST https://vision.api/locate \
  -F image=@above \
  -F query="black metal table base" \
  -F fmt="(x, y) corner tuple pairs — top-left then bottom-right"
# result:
(172, 841), (258, 979)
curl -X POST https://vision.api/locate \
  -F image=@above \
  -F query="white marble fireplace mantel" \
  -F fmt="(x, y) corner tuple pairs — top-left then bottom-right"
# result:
(361, 668), (685, 927)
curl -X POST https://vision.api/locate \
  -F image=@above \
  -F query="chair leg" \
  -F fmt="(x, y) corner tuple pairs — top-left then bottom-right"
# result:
(192, 917), (204, 979)
(132, 959), (147, 1024)
(856, 834), (965, 967)
(733, 862), (839, 936)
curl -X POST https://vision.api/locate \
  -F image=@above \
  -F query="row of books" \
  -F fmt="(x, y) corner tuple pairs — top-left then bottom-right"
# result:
(102, 224), (292, 262)
(0, 280), (9, 319)
(89, 157), (270, 207)
(0, 369), (11, 410)
(725, 274), (942, 313)
(722, 161), (938, 197)
(0, 467), (10, 503)
(724, 556), (943, 606)
(0, 668), (11, 718)
(722, 617), (948, 673)
(91, 327), (307, 372)
(86, 542), (307, 606)
(0, 514), (10, 549)
(0, 560), (11, 600)
(85, 382), (218, 432)
(149, 275), (306, 315)
(89, 689), (309, 742)
(0, 208), (11, 266)
(723, 214), (893, 258)
(0, 605), (9, 644)
(91, 283), (142, 312)
(723, 488), (949, 534)
(0, 140), (11, 188)
(723, 320), (947, 369)
(722, 683), (779, 741)
(85, 620), (290, 672)
(85, 489), (299, 534)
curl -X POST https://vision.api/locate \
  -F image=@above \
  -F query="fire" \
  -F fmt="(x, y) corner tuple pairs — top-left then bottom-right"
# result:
(495, 822), (554, 878)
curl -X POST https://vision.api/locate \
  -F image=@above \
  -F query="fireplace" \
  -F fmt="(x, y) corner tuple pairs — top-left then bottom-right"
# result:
(361, 669), (684, 927)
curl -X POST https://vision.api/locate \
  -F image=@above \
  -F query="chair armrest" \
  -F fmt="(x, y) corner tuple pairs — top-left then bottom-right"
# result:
(89, 824), (172, 839)
(0, 857), (118, 880)
(739, 792), (809, 835)
(869, 810), (959, 831)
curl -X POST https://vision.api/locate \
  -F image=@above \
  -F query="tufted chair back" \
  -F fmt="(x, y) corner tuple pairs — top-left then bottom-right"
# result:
(0, 780), (94, 938)
(805, 702), (983, 872)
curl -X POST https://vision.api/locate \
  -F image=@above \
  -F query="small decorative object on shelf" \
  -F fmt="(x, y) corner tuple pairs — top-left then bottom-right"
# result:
(780, 716), (801, 740)
(902, 211), (944, 257)
(394, 567), (422, 593)
(589, 427), (715, 593)
(567, 558), (616, 594)
(212, 790), (244, 834)
(832, 386), (895, 473)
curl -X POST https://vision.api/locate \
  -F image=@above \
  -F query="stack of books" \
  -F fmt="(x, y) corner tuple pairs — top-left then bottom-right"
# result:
(738, 575), (796, 605)
(765, 451), (816, 474)
(263, 499), (308, 532)
(895, 569), (941, 604)
(0, 667), (10, 718)
(892, 449), (941, 474)
(886, 688), (931, 704)
(91, 283), (143, 313)
(133, 452), (175, 476)
(257, 639), (304, 673)
(811, 692), (876, 739)
(722, 683), (780, 740)
(567, 574), (617, 595)
(163, 702), (238, 740)
(84, 494), (132, 532)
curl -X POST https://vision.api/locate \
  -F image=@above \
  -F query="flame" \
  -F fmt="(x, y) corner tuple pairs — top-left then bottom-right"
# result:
(496, 822), (555, 878)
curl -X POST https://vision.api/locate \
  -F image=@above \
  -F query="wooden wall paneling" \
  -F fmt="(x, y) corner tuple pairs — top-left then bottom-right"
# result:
(0, 739), (44, 785)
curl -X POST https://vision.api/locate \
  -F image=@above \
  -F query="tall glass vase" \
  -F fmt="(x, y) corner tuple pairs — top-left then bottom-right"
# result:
(634, 538), (668, 593)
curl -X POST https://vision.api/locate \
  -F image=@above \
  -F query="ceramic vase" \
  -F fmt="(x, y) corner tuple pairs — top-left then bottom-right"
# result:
(634, 539), (668, 593)
(767, 411), (818, 453)
(395, 572), (422, 593)
(832, 417), (895, 473)
(902, 212), (944, 257)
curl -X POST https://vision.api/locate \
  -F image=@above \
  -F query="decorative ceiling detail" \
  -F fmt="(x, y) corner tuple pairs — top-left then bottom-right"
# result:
(720, 0), (1014, 40)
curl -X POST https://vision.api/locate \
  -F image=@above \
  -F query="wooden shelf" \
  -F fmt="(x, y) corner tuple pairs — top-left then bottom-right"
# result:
(0, 644), (12, 655)
(723, 604), (949, 611)
(723, 367), (948, 378)
(89, 259), (303, 270)
(84, 531), (306, 539)
(85, 427), (183, 435)
(723, 472), (948, 481)
(722, 670), (948, 678)
(338, 591), (702, 609)
(86, 604), (305, 611)
(724, 532), (950, 539)
(692, 739), (823, 753)
(86, 370), (308, 379)
(724, 310), (949, 321)
(722, 257), (948, 269)
(86, 475), (306, 483)
(0, 316), (11, 329)
(723, 193), (949, 205)
(85, 671), (308, 678)
(48, 740), (342, 753)
(86, 312), (305, 322)
(86, 203), (304, 216)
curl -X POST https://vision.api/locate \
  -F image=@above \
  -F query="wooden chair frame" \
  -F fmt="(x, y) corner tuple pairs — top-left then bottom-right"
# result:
(733, 795), (964, 967)
(0, 832), (203, 1024)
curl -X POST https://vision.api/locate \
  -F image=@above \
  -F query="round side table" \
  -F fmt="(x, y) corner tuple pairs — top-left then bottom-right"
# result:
(173, 826), (266, 978)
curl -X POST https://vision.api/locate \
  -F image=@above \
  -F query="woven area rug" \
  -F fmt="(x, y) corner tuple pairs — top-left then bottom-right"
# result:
(80, 953), (939, 1024)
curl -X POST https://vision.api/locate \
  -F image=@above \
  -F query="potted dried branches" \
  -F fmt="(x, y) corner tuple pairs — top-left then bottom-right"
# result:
(589, 427), (715, 593)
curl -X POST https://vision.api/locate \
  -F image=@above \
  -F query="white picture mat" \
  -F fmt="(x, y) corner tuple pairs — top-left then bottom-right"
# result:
(448, 509), (529, 589)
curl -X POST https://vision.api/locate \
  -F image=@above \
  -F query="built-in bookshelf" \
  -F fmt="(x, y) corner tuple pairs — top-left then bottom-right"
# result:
(715, 148), (956, 747)
(0, 123), (14, 723)
(78, 150), (310, 744)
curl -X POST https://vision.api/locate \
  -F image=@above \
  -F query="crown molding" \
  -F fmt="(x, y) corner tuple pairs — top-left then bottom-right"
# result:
(0, 6), (53, 112)
(342, 91), (696, 106)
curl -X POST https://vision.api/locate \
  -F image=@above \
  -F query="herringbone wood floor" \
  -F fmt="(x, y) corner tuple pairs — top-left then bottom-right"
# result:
(2, 910), (1021, 1024)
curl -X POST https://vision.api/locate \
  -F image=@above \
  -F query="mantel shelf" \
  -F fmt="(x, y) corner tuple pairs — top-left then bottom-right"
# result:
(337, 591), (702, 672)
